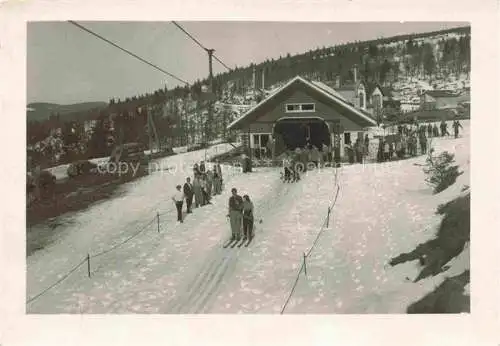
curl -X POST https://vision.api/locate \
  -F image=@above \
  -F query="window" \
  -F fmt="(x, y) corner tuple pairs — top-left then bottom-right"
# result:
(252, 134), (271, 148)
(253, 134), (260, 147)
(285, 103), (316, 113)
(359, 92), (365, 109)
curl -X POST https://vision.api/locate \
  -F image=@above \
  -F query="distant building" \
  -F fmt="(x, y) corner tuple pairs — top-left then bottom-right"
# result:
(420, 90), (470, 110)
(227, 75), (376, 161)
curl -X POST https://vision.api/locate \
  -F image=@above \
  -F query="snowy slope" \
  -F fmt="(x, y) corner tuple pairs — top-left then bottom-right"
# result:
(27, 123), (469, 313)
(26, 143), (237, 310)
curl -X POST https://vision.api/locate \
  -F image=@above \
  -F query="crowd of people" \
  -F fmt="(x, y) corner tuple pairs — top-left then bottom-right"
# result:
(171, 160), (224, 224)
(377, 120), (463, 162)
(170, 160), (255, 243)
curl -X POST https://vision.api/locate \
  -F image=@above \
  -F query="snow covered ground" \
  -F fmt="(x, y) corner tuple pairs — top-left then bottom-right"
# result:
(26, 123), (469, 314)
(43, 143), (235, 181)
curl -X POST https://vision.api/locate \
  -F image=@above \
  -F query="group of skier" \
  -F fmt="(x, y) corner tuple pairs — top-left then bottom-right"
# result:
(280, 140), (345, 182)
(378, 119), (463, 162)
(171, 160), (224, 224)
(170, 160), (255, 247)
(226, 187), (255, 245)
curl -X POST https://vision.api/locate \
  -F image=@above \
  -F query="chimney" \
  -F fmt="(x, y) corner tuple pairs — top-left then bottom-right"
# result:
(252, 65), (256, 90)
(353, 65), (358, 84)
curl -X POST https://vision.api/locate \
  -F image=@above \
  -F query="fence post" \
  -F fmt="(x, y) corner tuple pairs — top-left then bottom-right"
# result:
(303, 252), (307, 277)
(157, 212), (160, 233)
(326, 207), (331, 228)
(87, 253), (91, 278)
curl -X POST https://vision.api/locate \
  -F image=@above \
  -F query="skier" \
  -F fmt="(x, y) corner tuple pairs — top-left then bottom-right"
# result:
(453, 120), (463, 138)
(227, 188), (243, 241)
(242, 195), (254, 242)
(171, 185), (185, 224)
(427, 122), (433, 138)
(440, 120), (449, 137)
(183, 177), (194, 214)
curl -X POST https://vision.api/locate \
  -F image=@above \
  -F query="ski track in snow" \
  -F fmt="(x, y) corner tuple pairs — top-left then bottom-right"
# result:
(27, 122), (470, 313)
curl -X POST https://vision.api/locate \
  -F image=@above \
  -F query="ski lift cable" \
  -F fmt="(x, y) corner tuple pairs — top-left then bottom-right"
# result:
(171, 21), (232, 71)
(68, 21), (190, 85)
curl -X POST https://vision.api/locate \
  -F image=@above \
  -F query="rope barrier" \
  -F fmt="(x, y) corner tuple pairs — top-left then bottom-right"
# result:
(281, 164), (343, 313)
(26, 256), (87, 304)
(92, 217), (157, 258)
(26, 163), (234, 306)
(280, 261), (306, 314)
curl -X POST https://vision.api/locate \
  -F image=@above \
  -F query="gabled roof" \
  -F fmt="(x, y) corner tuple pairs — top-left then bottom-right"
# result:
(336, 79), (366, 92)
(227, 75), (377, 130)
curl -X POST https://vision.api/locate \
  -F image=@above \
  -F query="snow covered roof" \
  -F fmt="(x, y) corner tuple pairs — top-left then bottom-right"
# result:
(227, 75), (377, 130)
(424, 90), (459, 98)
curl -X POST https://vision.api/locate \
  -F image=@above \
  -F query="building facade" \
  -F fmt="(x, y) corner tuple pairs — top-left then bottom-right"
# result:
(227, 76), (377, 160)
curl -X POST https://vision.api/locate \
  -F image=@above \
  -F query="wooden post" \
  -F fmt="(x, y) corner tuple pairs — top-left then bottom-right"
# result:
(303, 252), (307, 277)
(157, 212), (160, 233)
(87, 253), (91, 278)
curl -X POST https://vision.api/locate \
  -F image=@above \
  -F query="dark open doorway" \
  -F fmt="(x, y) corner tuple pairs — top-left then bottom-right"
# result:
(273, 117), (331, 151)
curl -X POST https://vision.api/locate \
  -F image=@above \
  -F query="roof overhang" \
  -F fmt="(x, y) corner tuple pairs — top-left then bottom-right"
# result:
(227, 75), (377, 130)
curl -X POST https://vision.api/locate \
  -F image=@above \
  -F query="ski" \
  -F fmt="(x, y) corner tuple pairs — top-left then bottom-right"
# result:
(230, 239), (243, 248)
(244, 236), (254, 247)
(222, 238), (237, 248)
(237, 238), (248, 248)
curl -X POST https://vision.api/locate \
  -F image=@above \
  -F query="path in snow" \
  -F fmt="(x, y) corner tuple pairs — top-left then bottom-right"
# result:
(283, 125), (470, 313)
(27, 166), (287, 313)
(26, 143), (236, 310)
(27, 124), (469, 314)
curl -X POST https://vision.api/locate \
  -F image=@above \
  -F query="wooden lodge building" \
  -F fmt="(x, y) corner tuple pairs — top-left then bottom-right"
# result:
(227, 75), (377, 160)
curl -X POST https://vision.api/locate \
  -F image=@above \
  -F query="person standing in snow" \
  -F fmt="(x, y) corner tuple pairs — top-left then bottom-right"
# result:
(383, 140), (390, 161)
(199, 161), (206, 175)
(322, 143), (329, 165)
(227, 188), (243, 241)
(192, 174), (203, 208)
(200, 175), (211, 205)
(419, 131), (427, 155)
(172, 185), (185, 223)
(427, 122), (433, 138)
(213, 168), (221, 195)
(193, 163), (201, 177)
(206, 168), (214, 196)
(364, 134), (370, 157)
(440, 120), (448, 137)
(453, 120), (463, 138)
(355, 138), (364, 164)
(433, 123), (439, 137)
(395, 138), (403, 159)
(242, 195), (254, 241)
(311, 145), (320, 168)
(183, 177), (194, 214)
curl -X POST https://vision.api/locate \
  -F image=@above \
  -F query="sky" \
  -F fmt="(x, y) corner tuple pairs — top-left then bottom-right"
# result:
(27, 21), (468, 105)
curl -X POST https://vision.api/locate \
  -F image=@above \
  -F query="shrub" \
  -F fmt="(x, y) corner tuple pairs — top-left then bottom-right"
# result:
(423, 150), (463, 194)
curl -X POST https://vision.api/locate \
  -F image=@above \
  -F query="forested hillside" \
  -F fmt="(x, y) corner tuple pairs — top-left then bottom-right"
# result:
(27, 25), (470, 167)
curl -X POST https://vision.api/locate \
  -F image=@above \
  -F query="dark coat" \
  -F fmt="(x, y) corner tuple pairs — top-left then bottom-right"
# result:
(183, 182), (194, 197)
